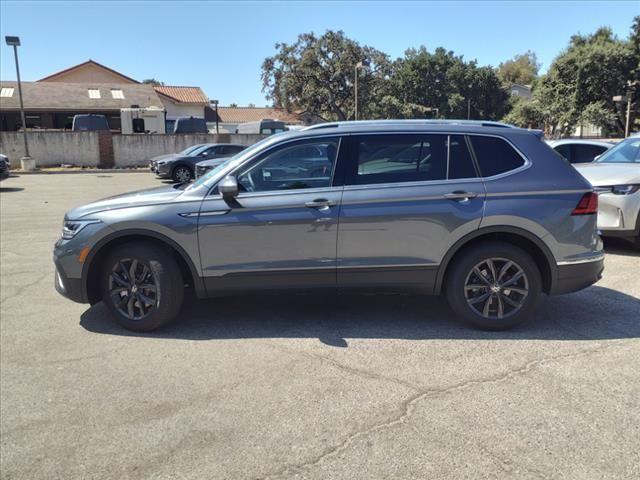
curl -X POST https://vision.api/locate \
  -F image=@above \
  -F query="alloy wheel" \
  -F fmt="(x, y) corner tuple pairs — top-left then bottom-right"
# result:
(464, 257), (529, 320)
(174, 167), (191, 183)
(108, 258), (158, 320)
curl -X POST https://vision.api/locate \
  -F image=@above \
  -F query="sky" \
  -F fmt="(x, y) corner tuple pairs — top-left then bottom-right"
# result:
(0, 1), (638, 106)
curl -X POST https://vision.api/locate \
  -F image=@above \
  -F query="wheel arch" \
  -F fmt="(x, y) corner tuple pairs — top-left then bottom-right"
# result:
(83, 229), (206, 304)
(435, 226), (557, 295)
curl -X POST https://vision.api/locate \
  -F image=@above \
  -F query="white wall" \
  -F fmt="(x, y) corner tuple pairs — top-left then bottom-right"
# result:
(0, 132), (266, 167)
(0, 131), (100, 167)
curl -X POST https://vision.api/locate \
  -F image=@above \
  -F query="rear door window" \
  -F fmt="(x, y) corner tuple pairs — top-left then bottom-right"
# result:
(469, 135), (525, 177)
(572, 144), (608, 163)
(346, 134), (476, 185)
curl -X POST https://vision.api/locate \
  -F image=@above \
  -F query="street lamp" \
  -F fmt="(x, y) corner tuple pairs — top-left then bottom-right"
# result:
(210, 99), (219, 134)
(354, 61), (369, 121)
(5, 36), (34, 170)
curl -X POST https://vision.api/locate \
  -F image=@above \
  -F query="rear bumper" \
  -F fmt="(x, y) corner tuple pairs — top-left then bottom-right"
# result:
(552, 256), (604, 295)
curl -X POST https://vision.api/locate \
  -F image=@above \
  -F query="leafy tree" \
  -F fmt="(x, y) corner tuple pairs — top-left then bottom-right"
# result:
(497, 51), (540, 86)
(385, 47), (509, 120)
(528, 26), (637, 136)
(261, 30), (392, 120)
(228, 103), (238, 107)
(142, 78), (165, 86)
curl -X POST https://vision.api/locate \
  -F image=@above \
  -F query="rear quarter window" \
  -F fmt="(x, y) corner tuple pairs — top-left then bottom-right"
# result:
(470, 135), (525, 177)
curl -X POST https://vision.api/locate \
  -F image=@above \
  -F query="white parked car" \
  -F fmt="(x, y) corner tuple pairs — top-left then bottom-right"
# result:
(575, 135), (640, 246)
(547, 139), (614, 164)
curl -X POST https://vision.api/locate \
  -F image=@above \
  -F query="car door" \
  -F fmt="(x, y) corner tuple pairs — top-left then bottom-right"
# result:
(337, 133), (485, 292)
(197, 136), (344, 293)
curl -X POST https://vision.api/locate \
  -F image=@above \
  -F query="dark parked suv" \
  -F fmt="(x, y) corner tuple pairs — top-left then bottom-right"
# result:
(54, 120), (604, 332)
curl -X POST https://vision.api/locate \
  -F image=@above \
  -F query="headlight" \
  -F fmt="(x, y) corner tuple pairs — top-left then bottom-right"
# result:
(611, 184), (640, 195)
(62, 219), (101, 239)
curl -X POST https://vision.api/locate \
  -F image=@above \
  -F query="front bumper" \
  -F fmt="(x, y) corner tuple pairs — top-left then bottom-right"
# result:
(596, 191), (640, 238)
(553, 255), (604, 295)
(54, 258), (86, 303)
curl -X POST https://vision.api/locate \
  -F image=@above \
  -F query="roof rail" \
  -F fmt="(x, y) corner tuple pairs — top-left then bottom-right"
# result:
(304, 119), (517, 130)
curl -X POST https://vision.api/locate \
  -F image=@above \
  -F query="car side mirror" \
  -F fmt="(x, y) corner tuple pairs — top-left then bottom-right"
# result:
(218, 176), (238, 199)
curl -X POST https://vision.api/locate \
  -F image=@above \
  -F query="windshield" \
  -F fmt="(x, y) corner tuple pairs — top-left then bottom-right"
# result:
(596, 137), (640, 164)
(188, 135), (284, 190)
(179, 144), (205, 156)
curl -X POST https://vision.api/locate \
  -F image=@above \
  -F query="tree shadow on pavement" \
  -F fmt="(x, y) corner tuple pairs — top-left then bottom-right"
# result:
(80, 285), (640, 345)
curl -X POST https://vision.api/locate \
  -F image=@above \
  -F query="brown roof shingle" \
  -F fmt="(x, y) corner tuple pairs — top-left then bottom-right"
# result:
(154, 86), (209, 104)
(0, 81), (164, 110)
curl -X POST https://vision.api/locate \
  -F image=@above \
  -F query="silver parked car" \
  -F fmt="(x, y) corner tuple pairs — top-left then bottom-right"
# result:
(575, 134), (640, 246)
(54, 120), (604, 332)
(546, 139), (614, 164)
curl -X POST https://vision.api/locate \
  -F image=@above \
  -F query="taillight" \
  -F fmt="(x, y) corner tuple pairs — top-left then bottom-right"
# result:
(571, 192), (598, 215)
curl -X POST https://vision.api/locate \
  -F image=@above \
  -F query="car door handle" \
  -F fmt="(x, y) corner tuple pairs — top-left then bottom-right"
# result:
(305, 199), (336, 209)
(444, 191), (478, 201)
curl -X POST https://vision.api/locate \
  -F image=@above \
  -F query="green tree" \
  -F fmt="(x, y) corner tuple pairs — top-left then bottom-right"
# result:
(385, 47), (509, 120)
(497, 51), (540, 86)
(527, 25), (637, 136)
(261, 30), (392, 120)
(142, 78), (165, 86)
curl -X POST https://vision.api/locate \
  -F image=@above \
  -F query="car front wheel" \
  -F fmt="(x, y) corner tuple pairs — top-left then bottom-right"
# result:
(172, 165), (193, 183)
(100, 243), (184, 331)
(445, 241), (542, 330)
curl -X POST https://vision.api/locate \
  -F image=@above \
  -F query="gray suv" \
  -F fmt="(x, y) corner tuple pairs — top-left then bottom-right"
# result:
(54, 121), (604, 332)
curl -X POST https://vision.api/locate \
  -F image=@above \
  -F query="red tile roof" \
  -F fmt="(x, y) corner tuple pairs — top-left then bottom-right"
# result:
(216, 106), (302, 124)
(154, 86), (209, 104)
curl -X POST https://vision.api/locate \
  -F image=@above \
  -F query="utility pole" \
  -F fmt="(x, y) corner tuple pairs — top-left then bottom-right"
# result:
(5, 36), (34, 170)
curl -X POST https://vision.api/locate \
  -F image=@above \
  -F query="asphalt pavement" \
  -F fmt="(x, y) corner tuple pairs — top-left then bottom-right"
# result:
(1, 173), (639, 479)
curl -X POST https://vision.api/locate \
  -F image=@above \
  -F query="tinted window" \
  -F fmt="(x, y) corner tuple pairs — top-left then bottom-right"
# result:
(237, 138), (338, 192)
(554, 144), (571, 162)
(596, 138), (640, 164)
(227, 146), (245, 154)
(470, 136), (525, 177)
(448, 135), (477, 179)
(572, 144), (608, 164)
(348, 134), (476, 185)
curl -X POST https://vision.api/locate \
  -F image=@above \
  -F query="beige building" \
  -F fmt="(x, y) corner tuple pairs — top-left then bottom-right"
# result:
(1, 60), (208, 132)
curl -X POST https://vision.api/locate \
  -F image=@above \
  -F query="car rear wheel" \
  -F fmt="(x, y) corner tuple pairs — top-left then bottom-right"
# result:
(172, 165), (193, 183)
(100, 243), (184, 331)
(445, 241), (542, 330)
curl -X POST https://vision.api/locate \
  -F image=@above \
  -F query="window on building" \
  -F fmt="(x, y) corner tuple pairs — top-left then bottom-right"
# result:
(88, 89), (101, 99)
(111, 89), (125, 99)
(0, 87), (15, 98)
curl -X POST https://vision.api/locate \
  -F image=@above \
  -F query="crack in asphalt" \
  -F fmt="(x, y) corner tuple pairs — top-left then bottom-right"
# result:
(0, 272), (49, 303)
(259, 342), (622, 480)
(267, 343), (422, 393)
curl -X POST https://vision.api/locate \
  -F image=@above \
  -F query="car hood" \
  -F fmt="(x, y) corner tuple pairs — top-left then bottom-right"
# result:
(66, 185), (185, 219)
(150, 153), (186, 163)
(196, 158), (228, 167)
(574, 162), (640, 187)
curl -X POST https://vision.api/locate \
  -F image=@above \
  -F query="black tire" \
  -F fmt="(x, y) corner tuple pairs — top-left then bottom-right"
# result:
(100, 243), (184, 332)
(444, 241), (542, 330)
(172, 165), (193, 183)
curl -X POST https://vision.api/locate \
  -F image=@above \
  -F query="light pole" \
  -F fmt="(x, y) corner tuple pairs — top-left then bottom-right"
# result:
(5, 36), (34, 170)
(210, 99), (219, 134)
(354, 61), (368, 121)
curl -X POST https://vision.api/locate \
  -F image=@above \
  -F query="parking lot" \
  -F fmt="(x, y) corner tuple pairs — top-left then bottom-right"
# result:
(1, 172), (639, 479)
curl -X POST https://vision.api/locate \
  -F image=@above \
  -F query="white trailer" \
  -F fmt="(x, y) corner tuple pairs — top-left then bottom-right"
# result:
(120, 107), (166, 134)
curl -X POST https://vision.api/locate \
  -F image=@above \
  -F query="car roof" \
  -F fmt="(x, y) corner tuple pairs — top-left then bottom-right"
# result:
(547, 139), (614, 147)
